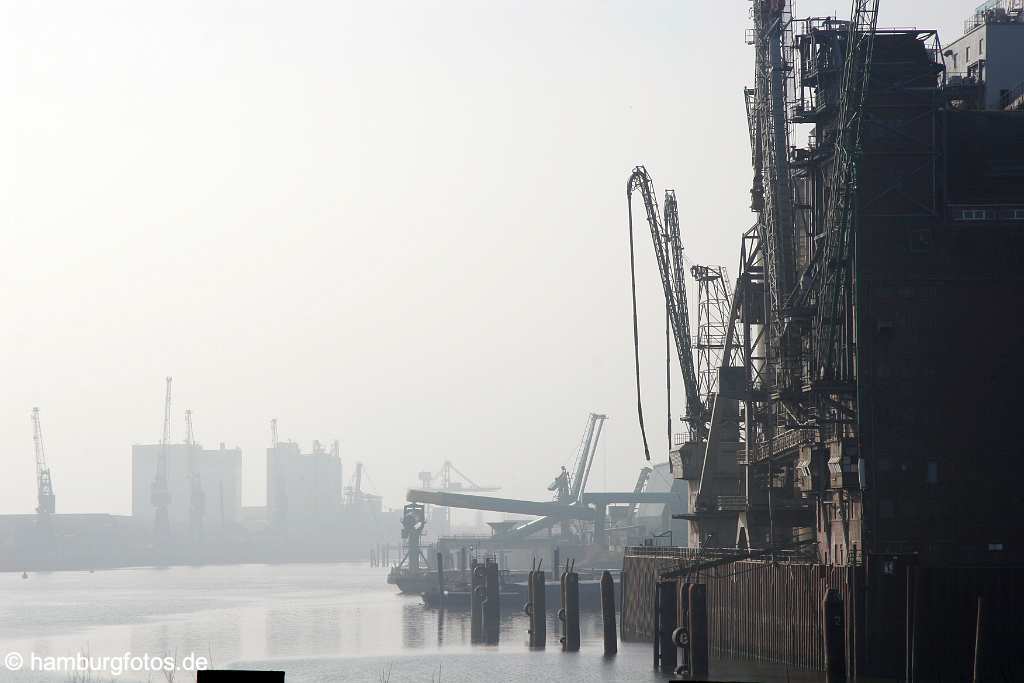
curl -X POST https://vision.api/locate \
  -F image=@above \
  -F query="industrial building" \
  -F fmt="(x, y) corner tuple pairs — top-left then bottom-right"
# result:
(266, 440), (343, 528)
(131, 442), (242, 532)
(944, 0), (1024, 109)
(633, 462), (687, 546)
(622, 0), (1024, 678)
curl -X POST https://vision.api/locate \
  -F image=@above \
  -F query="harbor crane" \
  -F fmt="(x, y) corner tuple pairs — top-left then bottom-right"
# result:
(416, 460), (499, 534)
(186, 409), (205, 539)
(31, 407), (56, 520)
(549, 412), (607, 505)
(627, 169), (737, 458)
(151, 377), (172, 539)
(627, 169), (705, 451)
(345, 462), (378, 510)
(408, 412), (683, 546)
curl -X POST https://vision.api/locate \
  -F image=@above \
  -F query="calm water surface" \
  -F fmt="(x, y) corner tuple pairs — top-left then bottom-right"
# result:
(0, 563), (821, 682)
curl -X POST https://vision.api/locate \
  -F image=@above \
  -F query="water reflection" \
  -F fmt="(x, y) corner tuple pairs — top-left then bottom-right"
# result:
(0, 563), (827, 683)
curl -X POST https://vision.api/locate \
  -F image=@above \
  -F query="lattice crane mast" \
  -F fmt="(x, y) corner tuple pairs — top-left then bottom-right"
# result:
(151, 377), (172, 538)
(811, 0), (879, 390)
(420, 461), (499, 493)
(32, 407), (56, 516)
(750, 0), (798, 394)
(627, 167), (705, 441)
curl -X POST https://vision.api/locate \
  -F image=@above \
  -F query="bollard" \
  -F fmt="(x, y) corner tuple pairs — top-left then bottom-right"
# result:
(484, 560), (501, 644)
(688, 583), (708, 679)
(601, 570), (617, 656)
(553, 546), (560, 576)
(436, 552), (445, 608)
(561, 564), (580, 652)
(653, 579), (677, 673)
(471, 563), (485, 644)
(823, 589), (846, 683)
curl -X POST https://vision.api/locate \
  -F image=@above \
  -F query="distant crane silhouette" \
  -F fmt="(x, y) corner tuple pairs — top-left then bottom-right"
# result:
(151, 377), (173, 539)
(416, 460), (499, 533)
(31, 407), (56, 528)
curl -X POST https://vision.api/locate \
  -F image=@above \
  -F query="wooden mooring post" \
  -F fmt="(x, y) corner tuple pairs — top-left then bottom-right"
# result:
(436, 551), (445, 608)
(526, 561), (546, 648)
(470, 561), (484, 644)
(823, 588), (846, 683)
(688, 583), (709, 679)
(653, 579), (677, 674)
(559, 560), (580, 652)
(484, 559), (500, 644)
(601, 570), (617, 655)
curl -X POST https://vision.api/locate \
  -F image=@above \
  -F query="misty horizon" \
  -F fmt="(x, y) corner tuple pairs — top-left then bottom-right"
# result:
(4, 0), (968, 516)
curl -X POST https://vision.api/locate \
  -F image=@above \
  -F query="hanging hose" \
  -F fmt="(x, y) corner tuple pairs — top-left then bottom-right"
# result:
(666, 305), (672, 457)
(627, 190), (652, 461)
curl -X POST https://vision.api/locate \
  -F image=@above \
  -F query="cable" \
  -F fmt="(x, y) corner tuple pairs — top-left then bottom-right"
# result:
(627, 188), (652, 461)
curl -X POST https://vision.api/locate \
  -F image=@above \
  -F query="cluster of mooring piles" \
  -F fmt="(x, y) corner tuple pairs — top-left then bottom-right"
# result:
(448, 556), (620, 658)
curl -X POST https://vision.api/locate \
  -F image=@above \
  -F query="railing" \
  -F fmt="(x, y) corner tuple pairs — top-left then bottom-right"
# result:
(1000, 79), (1024, 110)
(751, 428), (817, 463)
(716, 495), (748, 512)
(964, 0), (1024, 32)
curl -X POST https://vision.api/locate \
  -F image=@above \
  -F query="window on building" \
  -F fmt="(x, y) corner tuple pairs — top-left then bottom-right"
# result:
(980, 39), (984, 54)
(953, 53), (958, 69)
(967, 46), (971, 61)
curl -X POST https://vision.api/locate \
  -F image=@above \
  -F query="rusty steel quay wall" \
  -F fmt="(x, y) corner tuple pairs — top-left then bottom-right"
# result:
(621, 547), (861, 674)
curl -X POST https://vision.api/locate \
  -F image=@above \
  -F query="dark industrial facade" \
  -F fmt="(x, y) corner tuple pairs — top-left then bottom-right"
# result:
(628, 1), (1024, 678)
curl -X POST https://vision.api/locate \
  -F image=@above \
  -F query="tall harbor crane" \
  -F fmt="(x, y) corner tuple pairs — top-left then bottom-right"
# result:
(682, 0), (880, 550)
(185, 409), (205, 539)
(31, 407), (56, 519)
(808, 0), (879, 396)
(345, 462), (375, 509)
(151, 377), (172, 539)
(626, 168), (705, 450)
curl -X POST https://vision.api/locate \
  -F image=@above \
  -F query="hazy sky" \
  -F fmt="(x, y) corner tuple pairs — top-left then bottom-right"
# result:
(2, 1), (968, 515)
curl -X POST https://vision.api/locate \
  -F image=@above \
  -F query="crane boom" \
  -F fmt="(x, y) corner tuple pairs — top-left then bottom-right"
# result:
(569, 413), (607, 501)
(627, 167), (705, 436)
(663, 189), (703, 429)
(32, 407), (56, 515)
